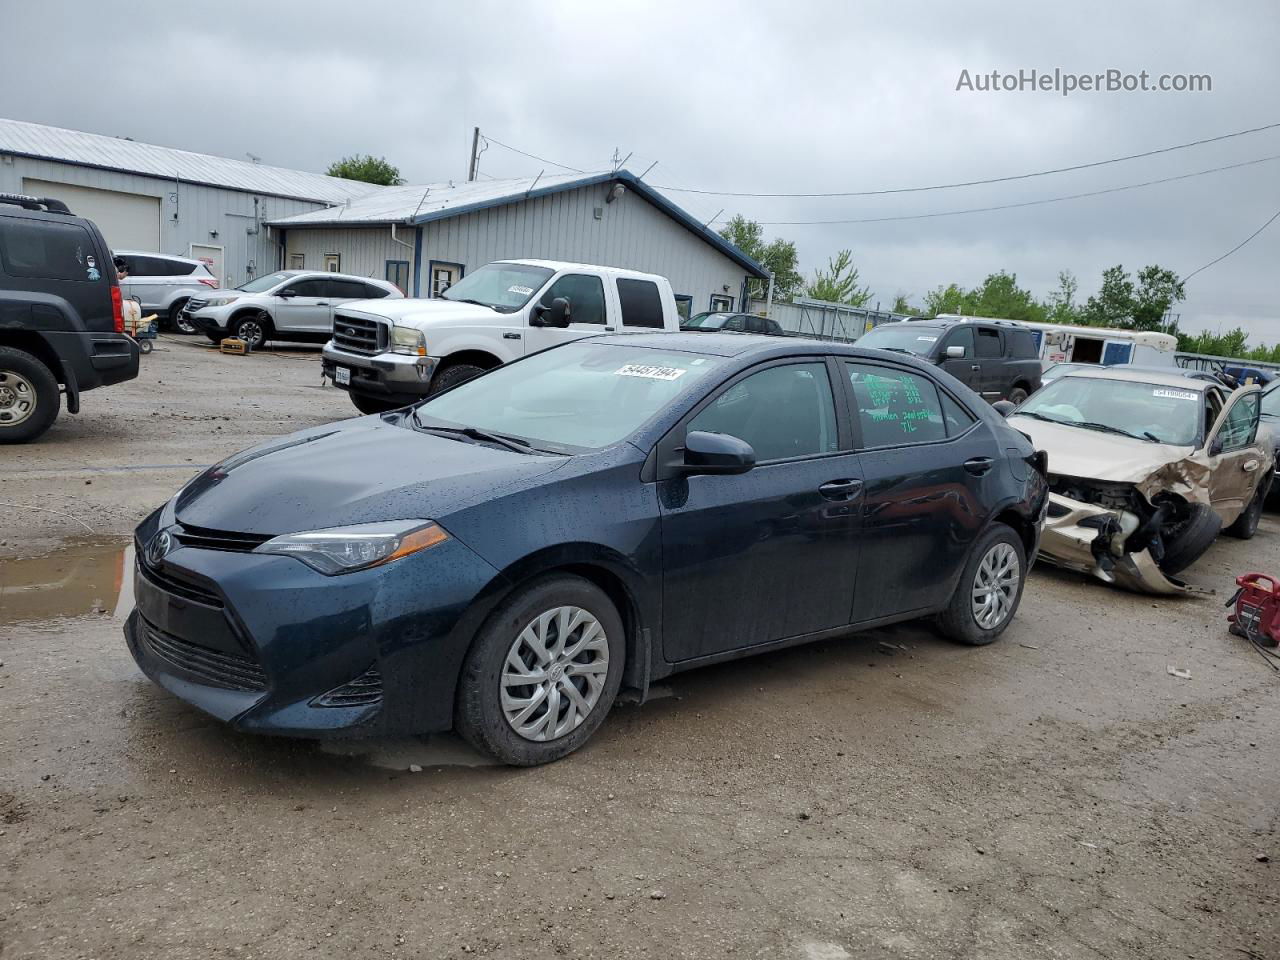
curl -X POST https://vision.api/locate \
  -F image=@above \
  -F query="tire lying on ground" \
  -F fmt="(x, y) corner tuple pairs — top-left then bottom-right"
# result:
(0, 346), (60, 444)
(1158, 503), (1222, 574)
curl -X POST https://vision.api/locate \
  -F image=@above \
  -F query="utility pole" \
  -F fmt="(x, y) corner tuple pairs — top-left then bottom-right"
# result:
(467, 127), (480, 182)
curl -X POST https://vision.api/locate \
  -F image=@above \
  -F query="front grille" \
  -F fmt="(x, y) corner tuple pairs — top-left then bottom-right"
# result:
(138, 557), (223, 608)
(186, 298), (208, 312)
(312, 667), (383, 707)
(331, 313), (384, 355)
(138, 617), (267, 692)
(173, 523), (272, 553)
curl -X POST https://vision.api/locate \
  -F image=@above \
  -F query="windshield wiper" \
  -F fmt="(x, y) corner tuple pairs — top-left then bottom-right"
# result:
(1074, 421), (1147, 441)
(413, 418), (533, 454)
(1012, 410), (1064, 425)
(446, 297), (496, 311)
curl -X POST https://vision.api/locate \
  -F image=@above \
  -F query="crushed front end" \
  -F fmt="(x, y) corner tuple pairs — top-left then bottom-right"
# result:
(1039, 475), (1209, 594)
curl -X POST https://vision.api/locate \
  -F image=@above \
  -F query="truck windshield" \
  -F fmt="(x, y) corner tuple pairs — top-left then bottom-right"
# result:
(413, 342), (721, 453)
(440, 263), (554, 313)
(857, 324), (943, 356)
(1014, 376), (1202, 446)
(236, 273), (290, 293)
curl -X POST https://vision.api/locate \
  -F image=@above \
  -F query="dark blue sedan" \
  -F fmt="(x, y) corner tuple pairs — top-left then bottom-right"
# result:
(126, 333), (1048, 765)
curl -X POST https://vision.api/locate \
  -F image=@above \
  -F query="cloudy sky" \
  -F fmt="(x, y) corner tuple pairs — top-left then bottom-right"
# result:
(3, 0), (1277, 339)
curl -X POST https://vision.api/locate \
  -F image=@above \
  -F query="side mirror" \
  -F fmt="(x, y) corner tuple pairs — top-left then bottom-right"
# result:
(531, 297), (571, 328)
(946, 345), (966, 359)
(992, 400), (1017, 417)
(682, 430), (756, 475)
(1209, 436), (1224, 456)
(277, 289), (296, 299)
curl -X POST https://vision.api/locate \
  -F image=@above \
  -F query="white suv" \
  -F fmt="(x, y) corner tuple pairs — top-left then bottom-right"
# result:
(115, 250), (219, 333)
(185, 270), (403, 349)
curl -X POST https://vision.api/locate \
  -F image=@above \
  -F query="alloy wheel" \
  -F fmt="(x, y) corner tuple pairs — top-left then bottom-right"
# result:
(971, 541), (1020, 630)
(175, 310), (196, 334)
(0, 370), (36, 427)
(237, 317), (265, 348)
(501, 605), (610, 742)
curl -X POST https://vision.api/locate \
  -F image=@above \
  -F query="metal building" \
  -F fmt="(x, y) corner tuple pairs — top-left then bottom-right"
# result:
(270, 172), (768, 318)
(0, 118), (379, 287)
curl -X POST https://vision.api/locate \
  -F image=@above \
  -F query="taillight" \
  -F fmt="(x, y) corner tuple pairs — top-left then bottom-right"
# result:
(198, 277), (218, 288)
(110, 283), (124, 334)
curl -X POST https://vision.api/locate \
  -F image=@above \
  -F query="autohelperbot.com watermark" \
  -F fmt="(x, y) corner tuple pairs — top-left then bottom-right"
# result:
(956, 68), (1212, 96)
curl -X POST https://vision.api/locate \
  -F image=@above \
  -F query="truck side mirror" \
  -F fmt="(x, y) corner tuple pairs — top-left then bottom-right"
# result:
(533, 297), (571, 328)
(946, 345), (965, 359)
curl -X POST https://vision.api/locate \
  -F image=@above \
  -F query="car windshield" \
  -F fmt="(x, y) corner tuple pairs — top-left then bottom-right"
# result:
(413, 342), (722, 453)
(236, 273), (290, 293)
(1262, 385), (1280, 417)
(683, 312), (731, 330)
(440, 263), (554, 313)
(857, 324), (942, 356)
(1015, 376), (1202, 446)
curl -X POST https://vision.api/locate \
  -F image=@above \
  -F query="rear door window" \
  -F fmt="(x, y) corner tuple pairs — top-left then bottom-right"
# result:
(326, 279), (372, 300)
(0, 217), (100, 282)
(975, 328), (1002, 358)
(616, 278), (664, 329)
(846, 362), (948, 447)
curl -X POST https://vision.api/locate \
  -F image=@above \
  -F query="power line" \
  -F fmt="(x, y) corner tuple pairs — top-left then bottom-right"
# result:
(730, 154), (1280, 225)
(1182, 203), (1280, 282)
(649, 120), (1280, 198)
(480, 134), (589, 175)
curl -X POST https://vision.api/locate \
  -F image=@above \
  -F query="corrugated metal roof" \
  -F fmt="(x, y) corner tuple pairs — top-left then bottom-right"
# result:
(0, 118), (384, 204)
(270, 170), (769, 278)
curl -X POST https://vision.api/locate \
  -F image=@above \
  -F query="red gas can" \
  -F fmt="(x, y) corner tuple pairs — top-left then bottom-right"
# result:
(1227, 572), (1280, 647)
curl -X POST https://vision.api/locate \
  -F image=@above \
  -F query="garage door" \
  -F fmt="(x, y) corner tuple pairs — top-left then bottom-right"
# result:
(23, 178), (161, 252)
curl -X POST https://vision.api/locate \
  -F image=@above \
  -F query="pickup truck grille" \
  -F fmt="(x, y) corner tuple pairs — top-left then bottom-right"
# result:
(332, 313), (384, 355)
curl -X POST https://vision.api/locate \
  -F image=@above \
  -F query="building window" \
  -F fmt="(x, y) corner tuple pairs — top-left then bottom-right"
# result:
(385, 260), (409, 295)
(674, 295), (693, 322)
(429, 261), (464, 298)
(710, 294), (733, 312)
(289, 253), (305, 270)
(323, 253), (341, 272)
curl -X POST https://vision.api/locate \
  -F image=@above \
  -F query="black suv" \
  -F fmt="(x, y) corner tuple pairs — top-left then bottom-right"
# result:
(857, 317), (1043, 404)
(0, 194), (139, 442)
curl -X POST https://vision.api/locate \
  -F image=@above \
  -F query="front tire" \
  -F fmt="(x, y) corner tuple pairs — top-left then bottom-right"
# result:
(429, 363), (487, 396)
(455, 574), (625, 766)
(233, 312), (270, 350)
(1007, 385), (1029, 405)
(349, 393), (402, 415)
(936, 523), (1026, 645)
(0, 346), (60, 444)
(1159, 504), (1221, 573)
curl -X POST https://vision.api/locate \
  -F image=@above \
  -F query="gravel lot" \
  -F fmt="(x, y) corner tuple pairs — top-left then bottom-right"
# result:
(2, 340), (1277, 959)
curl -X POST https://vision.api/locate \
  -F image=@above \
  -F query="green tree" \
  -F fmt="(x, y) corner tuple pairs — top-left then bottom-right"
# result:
(1046, 270), (1081, 326)
(806, 249), (872, 306)
(719, 215), (803, 300)
(1080, 265), (1135, 328)
(891, 293), (920, 316)
(923, 283), (966, 317)
(326, 154), (405, 186)
(1132, 265), (1186, 332)
(964, 271), (1047, 323)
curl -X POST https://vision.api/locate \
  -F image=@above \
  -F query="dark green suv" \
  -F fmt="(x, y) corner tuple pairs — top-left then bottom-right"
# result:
(0, 194), (139, 442)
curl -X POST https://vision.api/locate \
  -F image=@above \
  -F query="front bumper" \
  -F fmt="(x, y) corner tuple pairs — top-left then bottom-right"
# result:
(124, 511), (505, 738)
(321, 342), (439, 400)
(186, 308), (234, 335)
(1038, 493), (1201, 595)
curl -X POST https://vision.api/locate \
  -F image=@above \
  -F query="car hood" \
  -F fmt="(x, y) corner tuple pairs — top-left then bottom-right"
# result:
(1009, 416), (1195, 483)
(174, 415), (569, 535)
(196, 288), (256, 300)
(337, 298), (507, 328)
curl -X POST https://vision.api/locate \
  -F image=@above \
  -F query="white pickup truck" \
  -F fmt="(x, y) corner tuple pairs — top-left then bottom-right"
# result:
(321, 259), (682, 413)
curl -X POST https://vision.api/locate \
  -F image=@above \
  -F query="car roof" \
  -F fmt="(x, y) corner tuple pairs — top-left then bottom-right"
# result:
(495, 259), (665, 282)
(114, 249), (203, 263)
(581, 332), (923, 362)
(272, 270), (390, 284)
(1056, 367), (1213, 390)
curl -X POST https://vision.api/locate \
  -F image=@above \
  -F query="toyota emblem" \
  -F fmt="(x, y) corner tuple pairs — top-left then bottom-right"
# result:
(146, 530), (173, 566)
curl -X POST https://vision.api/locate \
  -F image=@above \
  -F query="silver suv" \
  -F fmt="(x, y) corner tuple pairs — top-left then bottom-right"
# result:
(115, 250), (219, 333)
(185, 270), (403, 349)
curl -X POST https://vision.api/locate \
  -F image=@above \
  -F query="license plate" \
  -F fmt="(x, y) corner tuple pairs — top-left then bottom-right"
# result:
(335, 366), (351, 386)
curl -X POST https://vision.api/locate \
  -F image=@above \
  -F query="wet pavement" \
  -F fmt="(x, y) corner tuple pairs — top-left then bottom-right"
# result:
(2, 345), (1279, 959)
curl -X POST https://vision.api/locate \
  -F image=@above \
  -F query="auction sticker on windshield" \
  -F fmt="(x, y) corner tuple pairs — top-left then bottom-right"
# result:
(508, 285), (534, 296)
(1154, 388), (1197, 401)
(616, 364), (687, 381)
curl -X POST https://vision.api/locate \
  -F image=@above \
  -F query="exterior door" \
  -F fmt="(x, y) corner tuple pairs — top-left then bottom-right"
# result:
(524, 273), (611, 355)
(658, 360), (863, 662)
(1205, 389), (1264, 519)
(189, 244), (224, 289)
(841, 360), (996, 621)
(272, 278), (331, 333)
(937, 326), (979, 391)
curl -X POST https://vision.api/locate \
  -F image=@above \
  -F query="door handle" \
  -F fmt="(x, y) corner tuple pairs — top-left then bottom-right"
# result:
(316, 302), (330, 306)
(1243, 459), (1259, 472)
(970, 364), (981, 371)
(963, 457), (994, 476)
(503, 332), (522, 340)
(818, 478), (863, 501)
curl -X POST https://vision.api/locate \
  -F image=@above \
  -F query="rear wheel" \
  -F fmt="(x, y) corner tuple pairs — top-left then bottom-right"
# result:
(170, 299), (196, 334)
(936, 523), (1026, 646)
(1226, 485), (1266, 540)
(349, 393), (402, 415)
(0, 347), (60, 444)
(429, 363), (487, 396)
(455, 574), (625, 766)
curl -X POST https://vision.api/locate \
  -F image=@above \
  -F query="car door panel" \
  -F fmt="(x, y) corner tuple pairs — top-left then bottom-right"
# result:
(974, 326), (1004, 400)
(1205, 387), (1264, 519)
(524, 273), (611, 355)
(937, 327), (979, 391)
(272, 279), (329, 333)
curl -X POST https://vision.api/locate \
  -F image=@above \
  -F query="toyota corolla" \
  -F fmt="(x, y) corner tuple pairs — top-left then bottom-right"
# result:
(126, 334), (1047, 765)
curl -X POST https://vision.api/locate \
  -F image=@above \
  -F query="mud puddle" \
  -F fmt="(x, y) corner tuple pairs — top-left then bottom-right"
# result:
(0, 536), (133, 624)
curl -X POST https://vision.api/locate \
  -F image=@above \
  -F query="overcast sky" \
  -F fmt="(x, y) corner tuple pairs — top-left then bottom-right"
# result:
(3, 0), (1277, 339)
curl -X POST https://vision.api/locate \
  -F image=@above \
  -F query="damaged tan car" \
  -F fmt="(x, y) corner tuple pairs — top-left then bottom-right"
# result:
(1006, 368), (1272, 593)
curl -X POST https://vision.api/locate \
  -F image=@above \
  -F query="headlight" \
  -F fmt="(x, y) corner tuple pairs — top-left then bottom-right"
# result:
(205, 296), (240, 307)
(253, 520), (449, 575)
(391, 325), (427, 357)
